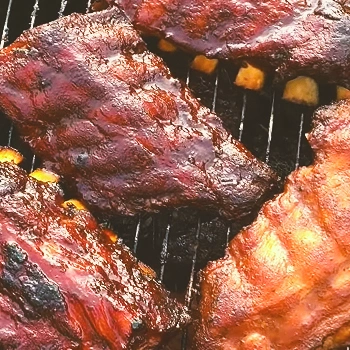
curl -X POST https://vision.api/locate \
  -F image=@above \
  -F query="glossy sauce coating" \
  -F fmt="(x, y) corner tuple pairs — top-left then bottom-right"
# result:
(109, 0), (350, 86)
(0, 8), (278, 220)
(196, 100), (350, 349)
(0, 161), (189, 349)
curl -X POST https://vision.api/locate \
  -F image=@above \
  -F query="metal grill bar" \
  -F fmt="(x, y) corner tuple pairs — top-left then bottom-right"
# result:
(30, 0), (40, 29)
(186, 67), (190, 86)
(180, 219), (201, 350)
(30, 155), (37, 172)
(184, 217), (201, 307)
(159, 219), (171, 281)
(211, 70), (219, 113)
(265, 92), (275, 163)
(58, 0), (68, 18)
(7, 123), (13, 147)
(295, 112), (304, 169)
(86, 0), (92, 13)
(133, 216), (141, 253)
(238, 93), (247, 142)
(226, 225), (231, 247)
(0, 0), (13, 49)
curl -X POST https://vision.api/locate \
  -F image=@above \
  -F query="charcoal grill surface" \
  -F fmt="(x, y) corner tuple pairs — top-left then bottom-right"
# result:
(0, 1), (327, 349)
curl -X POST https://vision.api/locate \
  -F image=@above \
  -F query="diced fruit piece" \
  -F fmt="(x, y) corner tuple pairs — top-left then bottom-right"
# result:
(102, 228), (118, 243)
(158, 39), (177, 52)
(62, 199), (87, 210)
(337, 86), (350, 101)
(0, 147), (23, 165)
(234, 62), (265, 91)
(282, 76), (319, 106)
(191, 55), (218, 75)
(30, 169), (60, 183)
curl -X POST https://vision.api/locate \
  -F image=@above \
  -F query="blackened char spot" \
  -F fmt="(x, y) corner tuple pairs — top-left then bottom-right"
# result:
(0, 242), (65, 316)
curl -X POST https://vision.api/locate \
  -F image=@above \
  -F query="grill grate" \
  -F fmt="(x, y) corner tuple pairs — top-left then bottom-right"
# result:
(0, 1), (319, 349)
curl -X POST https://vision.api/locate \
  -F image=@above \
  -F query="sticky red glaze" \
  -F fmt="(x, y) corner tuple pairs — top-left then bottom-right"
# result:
(196, 100), (350, 349)
(0, 161), (189, 349)
(109, 0), (350, 86)
(0, 8), (278, 220)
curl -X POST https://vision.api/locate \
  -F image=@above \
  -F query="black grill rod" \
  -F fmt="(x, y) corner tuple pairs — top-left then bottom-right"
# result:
(86, 0), (92, 12)
(211, 68), (219, 113)
(238, 92), (247, 142)
(186, 65), (190, 86)
(58, 0), (68, 18)
(181, 217), (201, 350)
(133, 215), (141, 254)
(185, 217), (201, 306)
(0, 0), (13, 49)
(295, 112), (304, 169)
(29, 0), (40, 29)
(226, 225), (231, 247)
(265, 92), (275, 163)
(159, 216), (171, 281)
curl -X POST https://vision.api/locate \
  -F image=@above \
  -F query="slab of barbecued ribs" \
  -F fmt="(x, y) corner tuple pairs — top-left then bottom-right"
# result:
(0, 8), (278, 221)
(196, 99), (350, 349)
(0, 148), (189, 349)
(106, 0), (350, 87)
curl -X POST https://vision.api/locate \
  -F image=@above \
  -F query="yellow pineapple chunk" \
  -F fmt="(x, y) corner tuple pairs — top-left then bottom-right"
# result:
(234, 62), (265, 91)
(30, 169), (59, 183)
(62, 199), (87, 211)
(158, 39), (177, 53)
(282, 76), (319, 106)
(191, 55), (219, 75)
(336, 86), (350, 101)
(138, 261), (157, 279)
(0, 147), (23, 165)
(103, 228), (118, 243)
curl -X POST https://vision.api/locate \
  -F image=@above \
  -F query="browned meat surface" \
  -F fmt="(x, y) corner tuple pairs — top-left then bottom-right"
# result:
(0, 8), (278, 221)
(107, 0), (350, 86)
(0, 149), (189, 349)
(196, 99), (350, 349)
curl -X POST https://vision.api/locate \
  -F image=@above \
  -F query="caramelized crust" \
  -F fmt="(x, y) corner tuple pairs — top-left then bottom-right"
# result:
(0, 8), (278, 220)
(109, 0), (350, 86)
(196, 100), (350, 349)
(0, 158), (189, 349)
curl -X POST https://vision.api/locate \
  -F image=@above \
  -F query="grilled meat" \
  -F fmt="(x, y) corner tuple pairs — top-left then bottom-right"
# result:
(0, 148), (189, 349)
(107, 0), (350, 87)
(196, 99), (350, 349)
(0, 8), (278, 220)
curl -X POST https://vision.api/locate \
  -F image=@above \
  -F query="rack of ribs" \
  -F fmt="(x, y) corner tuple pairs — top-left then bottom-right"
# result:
(0, 7), (278, 220)
(196, 99), (350, 349)
(106, 0), (350, 90)
(0, 148), (189, 349)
